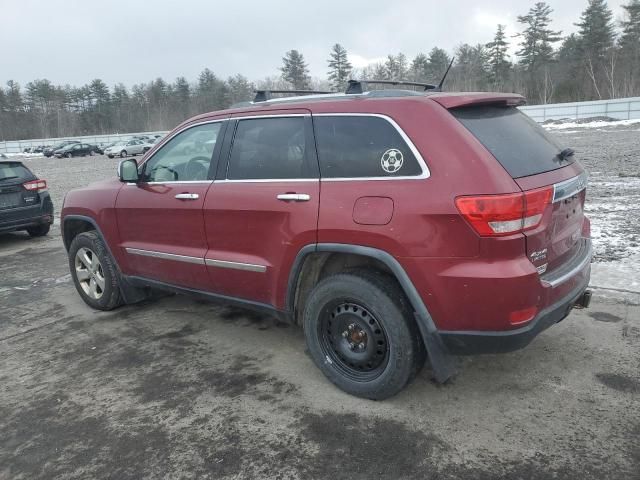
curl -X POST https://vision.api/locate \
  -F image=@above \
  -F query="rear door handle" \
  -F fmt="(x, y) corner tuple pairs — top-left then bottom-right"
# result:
(175, 193), (199, 200)
(276, 193), (311, 202)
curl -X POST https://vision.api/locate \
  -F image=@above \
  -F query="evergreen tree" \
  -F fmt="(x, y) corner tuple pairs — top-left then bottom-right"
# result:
(227, 74), (253, 105)
(427, 47), (451, 82)
(619, 0), (640, 95)
(516, 2), (562, 71)
(454, 44), (489, 91)
(516, 2), (562, 102)
(486, 25), (511, 88)
(327, 43), (352, 90)
(555, 34), (585, 101)
(575, 0), (615, 59)
(619, 0), (640, 49)
(575, 0), (616, 98)
(410, 53), (429, 82)
(384, 53), (409, 80)
(280, 50), (311, 89)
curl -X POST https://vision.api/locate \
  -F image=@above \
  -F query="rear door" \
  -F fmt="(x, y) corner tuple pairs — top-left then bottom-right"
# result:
(115, 119), (226, 290)
(451, 105), (586, 273)
(202, 110), (319, 306)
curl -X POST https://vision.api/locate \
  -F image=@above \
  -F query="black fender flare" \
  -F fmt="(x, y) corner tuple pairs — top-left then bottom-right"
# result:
(286, 243), (455, 383)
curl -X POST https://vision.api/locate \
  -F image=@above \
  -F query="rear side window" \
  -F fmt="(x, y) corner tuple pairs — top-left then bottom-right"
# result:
(227, 117), (313, 180)
(0, 163), (34, 181)
(451, 106), (572, 178)
(313, 115), (423, 178)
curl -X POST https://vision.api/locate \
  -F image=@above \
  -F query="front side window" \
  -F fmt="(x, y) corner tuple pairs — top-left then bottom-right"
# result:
(313, 115), (423, 178)
(142, 122), (221, 182)
(227, 117), (312, 180)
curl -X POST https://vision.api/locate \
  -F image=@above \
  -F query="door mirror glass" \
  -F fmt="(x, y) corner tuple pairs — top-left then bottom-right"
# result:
(118, 159), (139, 182)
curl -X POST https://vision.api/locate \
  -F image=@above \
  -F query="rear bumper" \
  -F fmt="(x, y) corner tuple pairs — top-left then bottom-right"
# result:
(439, 271), (590, 354)
(0, 194), (54, 233)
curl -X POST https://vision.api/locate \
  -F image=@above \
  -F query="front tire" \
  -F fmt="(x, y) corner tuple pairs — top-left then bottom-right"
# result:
(26, 224), (50, 237)
(66, 152), (72, 158)
(69, 231), (123, 310)
(303, 270), (426, 400)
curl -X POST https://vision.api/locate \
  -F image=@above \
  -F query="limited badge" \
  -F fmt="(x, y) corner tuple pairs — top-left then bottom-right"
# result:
(381, 149), (404, 174)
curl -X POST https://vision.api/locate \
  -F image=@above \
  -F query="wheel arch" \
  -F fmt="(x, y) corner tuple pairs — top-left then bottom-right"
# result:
(286, 243), (456, 383)
(63, 214), (148, 304)
(287, 244), (430, 329)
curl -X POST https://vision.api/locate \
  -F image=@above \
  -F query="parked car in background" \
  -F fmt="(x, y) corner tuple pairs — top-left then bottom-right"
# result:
(0, 153), (7, 159)
(44, 141), (79, 157)
(55, 143), (99, 158)
(104, 140), (147, 158)
(0, 160), (53, 236)
(92, 144), (104, 155)
(141, 137), (161, 153)
(61, 87), (592, 399)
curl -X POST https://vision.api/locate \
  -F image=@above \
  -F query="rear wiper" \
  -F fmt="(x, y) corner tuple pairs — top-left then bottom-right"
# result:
(556, 148), (575, 162)
(0, 176), (19, 181)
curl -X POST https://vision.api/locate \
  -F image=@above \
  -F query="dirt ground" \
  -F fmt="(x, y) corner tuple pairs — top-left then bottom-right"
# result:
(1, 127), (639, 479)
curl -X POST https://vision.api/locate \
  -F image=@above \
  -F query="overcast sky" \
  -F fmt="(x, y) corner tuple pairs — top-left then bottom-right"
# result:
(2, 0), (630, 87)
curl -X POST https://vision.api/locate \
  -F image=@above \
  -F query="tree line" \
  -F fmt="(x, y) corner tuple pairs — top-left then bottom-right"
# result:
(1, 0), (639, 141)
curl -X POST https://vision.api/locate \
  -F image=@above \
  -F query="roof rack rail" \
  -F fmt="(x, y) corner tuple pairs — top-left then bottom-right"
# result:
(345, 79), (438, 94)
(253, 89), (334, 102)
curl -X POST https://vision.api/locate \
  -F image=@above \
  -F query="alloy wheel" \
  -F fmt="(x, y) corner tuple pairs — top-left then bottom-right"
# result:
(74, 247), (105, 300)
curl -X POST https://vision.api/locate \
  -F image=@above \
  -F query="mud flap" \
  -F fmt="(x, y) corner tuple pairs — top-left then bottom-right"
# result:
(415, 312), (457, 383)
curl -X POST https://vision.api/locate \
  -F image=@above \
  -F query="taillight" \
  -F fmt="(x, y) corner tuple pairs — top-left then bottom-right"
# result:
(455, 186), (553, 236)
(23, 179), (47, 191)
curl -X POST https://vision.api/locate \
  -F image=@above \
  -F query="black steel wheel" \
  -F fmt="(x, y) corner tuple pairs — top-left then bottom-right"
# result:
(319, 301), (389, 382)
(303, 269), (426, 400)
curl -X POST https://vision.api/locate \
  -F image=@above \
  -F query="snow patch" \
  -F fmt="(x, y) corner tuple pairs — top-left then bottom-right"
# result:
(543, 118), (640, 130)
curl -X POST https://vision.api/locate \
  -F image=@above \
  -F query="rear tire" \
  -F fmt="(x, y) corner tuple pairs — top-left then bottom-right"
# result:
(69, 231), (123, 310)
(303, 269), (426, 400)
(27, 224), (50, 237)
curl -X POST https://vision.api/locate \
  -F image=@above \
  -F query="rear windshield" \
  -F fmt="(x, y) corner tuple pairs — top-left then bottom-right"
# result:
(0, 162), (34, 182)
(451, 105), (573, 178)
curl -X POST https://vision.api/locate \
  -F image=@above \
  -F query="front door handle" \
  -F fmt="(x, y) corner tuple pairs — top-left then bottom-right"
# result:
(175, 193), (199, 200)
(276, 193), (311, 202)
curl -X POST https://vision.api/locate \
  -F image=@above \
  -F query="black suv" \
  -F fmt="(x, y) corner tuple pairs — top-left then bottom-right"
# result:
(0, 161), (53, 236)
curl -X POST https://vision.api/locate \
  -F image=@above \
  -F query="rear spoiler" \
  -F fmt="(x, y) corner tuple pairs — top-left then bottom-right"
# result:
(430, 93), (526, 109)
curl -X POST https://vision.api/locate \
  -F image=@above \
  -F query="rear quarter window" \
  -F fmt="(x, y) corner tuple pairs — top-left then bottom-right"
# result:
(451, 106), (573, 178)
(313, 115), (423, 178)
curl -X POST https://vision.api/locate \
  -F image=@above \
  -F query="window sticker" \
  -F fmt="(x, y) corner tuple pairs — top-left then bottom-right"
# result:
(381, 148), (404, 174)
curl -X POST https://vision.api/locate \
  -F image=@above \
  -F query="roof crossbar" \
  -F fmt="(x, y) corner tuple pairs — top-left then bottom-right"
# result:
(345, 79), (438, 94)
(253, 89), (334, 102)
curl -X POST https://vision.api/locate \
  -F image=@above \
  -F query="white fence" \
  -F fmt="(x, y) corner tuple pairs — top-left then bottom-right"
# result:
(0, 131), (169, 154)
(520, 96), (640, 122)
(2, 95), (640, 153)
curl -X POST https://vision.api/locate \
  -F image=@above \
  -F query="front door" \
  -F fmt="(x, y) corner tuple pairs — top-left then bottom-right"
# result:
(203, 111), (319, 307)
(115, 119), (226, 290)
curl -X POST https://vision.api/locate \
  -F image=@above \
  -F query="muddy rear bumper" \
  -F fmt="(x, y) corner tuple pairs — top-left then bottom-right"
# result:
(439, 271), (591, 355)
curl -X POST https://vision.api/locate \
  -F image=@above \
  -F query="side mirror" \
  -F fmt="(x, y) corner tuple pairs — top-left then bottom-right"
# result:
(118, 159), (139, 182)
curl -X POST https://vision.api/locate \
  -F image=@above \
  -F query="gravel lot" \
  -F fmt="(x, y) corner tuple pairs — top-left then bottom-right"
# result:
(1, 127), (639, 479)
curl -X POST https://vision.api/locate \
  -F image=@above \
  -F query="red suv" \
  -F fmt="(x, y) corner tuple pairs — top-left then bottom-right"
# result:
(61, 87), (592, 399)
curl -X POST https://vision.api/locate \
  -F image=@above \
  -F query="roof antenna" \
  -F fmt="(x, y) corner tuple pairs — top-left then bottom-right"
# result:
(435, 57), (455, 92)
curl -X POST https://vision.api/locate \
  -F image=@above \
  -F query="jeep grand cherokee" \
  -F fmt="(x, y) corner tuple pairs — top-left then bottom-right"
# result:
(61, 87), (592, 399)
